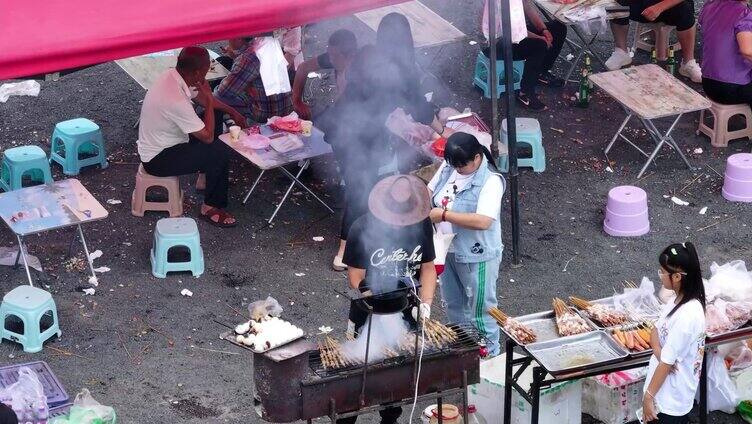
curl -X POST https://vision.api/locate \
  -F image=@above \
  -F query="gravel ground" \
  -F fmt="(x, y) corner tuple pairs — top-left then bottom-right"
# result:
(0, 1), (750, 423)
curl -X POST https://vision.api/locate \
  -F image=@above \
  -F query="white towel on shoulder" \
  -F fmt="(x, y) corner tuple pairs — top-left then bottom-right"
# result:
(254, 37), (291, 96)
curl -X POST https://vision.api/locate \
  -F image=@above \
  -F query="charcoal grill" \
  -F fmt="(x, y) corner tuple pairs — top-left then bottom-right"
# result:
(253, 323), (483, 423)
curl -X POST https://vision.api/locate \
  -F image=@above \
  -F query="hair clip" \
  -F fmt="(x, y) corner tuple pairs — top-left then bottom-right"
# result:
(671, 248), (678, 256)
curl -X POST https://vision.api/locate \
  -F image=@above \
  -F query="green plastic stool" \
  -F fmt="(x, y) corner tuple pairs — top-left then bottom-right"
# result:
(499, 118), (545, 173)
(0, 146), (54, 192)
(0, 286), (61, 353)
(150, 218), (204, 278)
(50, 118), (108, 176)
(473, 51), (525, 98)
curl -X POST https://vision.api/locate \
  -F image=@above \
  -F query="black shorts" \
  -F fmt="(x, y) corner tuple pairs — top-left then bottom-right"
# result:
(613, 0), (695, 31)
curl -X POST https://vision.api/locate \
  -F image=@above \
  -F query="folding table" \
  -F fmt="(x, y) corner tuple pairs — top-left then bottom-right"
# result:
(0, 179), (108, 286)
(589, 64), (711, 178)
(219, 126), (334, 224)
(534, 0), (628, 82)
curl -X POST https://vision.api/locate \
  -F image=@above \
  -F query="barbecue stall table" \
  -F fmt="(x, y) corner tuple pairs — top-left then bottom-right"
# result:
(589, 64), (711, 178)
(0, 179), (108, 286)
(219, 126), (334, 224)
(501, 312), (752, 424)
(533, 0), (628, 82)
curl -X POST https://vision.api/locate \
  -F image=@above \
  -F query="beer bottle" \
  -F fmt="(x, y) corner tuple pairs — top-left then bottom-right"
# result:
(578, 67), (590, 108)
(585, 55), (594, 90)
(666, 46), (676, 75)
(651, 48), (658, 64)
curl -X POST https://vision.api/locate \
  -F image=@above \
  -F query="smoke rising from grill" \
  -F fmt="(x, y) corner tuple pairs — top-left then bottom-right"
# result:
(341, 314), (410, 364)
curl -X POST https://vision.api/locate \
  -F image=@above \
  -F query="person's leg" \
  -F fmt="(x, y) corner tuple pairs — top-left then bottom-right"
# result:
(378, 406), (402, 424)
(440, 253), (470, 325)
(656, 412), (689, 424)
(542, 21), (567, 72)
(610, 21), (630, 52)
(465, 257), (502, 356)
(201, 142), (230, 210)
(605, 17), (633, 70)
(510, 37), (547, 95)
(742, 81), (752, 108)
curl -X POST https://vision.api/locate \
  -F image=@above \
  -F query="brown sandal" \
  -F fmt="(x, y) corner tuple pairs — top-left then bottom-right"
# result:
(201, 208), (237, 228)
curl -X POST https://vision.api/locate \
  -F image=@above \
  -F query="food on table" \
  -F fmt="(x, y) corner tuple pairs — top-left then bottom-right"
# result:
(235, 321), (251, 335)
(722, 301), (752, 330)
(232, 316), (304, 352)
(423, 319), (458, 346)
(270, 116), (303, 133)
(706, 303), (734, 336)
(553, 298), (591, 337)
(245, 125), (261, 135)
(431, 137), (447, 158)
(611, 323), (653, 353)
(570, 296), (630, 327)
(489, 307), (537, 344)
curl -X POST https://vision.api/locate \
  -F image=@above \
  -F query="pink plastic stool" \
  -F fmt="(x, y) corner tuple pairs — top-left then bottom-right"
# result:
(722, 153), (752, 202)
(604, 186), (650, 237)
(131, 164), (184, 217)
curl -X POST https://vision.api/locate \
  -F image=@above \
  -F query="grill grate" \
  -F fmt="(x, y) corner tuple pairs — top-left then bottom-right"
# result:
(308, 323), (484, 378)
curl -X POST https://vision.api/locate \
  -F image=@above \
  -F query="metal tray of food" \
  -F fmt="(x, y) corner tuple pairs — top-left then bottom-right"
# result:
(570, 296), (632, 330)
(707, 323), (752, 344)
(525, 330), (629, 374)
(511, 311), (564, 344)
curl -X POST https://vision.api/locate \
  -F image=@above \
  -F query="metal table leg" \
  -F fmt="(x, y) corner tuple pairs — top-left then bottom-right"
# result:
(530, 366), (543, 424)
(563, 29), (600, 83)
(700, 350), (708, 424)
(77, 225), (98, 283)
(242, 170), (266, 204)
(503, 338), (514, 424)
(605, 113), (633, 155)
(277, 162), (334, 214)
(636, 114), (690, 178)
(15, 235), (34, 287)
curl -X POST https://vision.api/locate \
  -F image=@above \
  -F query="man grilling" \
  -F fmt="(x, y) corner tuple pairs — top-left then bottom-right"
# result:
(340, 175), (437, 424)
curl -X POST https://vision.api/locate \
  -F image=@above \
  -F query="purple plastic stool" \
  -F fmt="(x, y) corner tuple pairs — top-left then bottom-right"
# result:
(604, 186), (650, 237)
(722, 153), (752, 202)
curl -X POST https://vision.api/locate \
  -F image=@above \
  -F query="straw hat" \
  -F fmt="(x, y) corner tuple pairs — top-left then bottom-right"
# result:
(368, 175), (430, 226)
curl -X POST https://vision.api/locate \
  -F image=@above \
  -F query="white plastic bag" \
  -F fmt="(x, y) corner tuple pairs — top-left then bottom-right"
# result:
(2, 366), (48, 422)
(385, 108), (435, 147)
(728, 344), (752, 372)
(563, 6), (608, 36)
(0, 80), (41, 102)
(248, 296), (283, 320)
(699, 349), (739, 414)
(50, 388), (116, 423)
(613, 277), (663, 322)
(706, 261), (752, 302)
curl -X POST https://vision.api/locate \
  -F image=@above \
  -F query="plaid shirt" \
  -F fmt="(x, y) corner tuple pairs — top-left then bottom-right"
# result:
(215, 48), (292, 123)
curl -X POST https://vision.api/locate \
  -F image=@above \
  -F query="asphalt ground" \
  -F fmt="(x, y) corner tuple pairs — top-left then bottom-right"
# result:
(0, 1), (750, 422)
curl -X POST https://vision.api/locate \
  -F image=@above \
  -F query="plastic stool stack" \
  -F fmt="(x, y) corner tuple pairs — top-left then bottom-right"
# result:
(499, 118), (545, 173)
(473, 52), (525, 98)
(722, 153), (752, 202)
(633, 23), (681, 61)
(603, 186), (650, 237)
(131, 164), (183, 217)
(0, 146), (53, 192)
(150, 217), (204, 278)
(698, 101), (752, 148)
(50, 118), (108, 175)
(0, 286), (61, 353)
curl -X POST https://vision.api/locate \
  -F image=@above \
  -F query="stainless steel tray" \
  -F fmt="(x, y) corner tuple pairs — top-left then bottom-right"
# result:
(525, 330), (629, 374)
(707, 323), (752, 344)
(511, 311), (563, 344)
(570, 296), (646, 331)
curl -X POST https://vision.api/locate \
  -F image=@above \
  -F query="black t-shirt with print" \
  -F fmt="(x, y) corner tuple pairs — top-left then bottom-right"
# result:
(343, 214), (435, 293)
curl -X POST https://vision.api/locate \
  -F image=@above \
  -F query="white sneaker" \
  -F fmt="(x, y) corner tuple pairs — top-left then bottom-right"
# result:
(605, 48), (632, 71)
(679, 59), (702, 83)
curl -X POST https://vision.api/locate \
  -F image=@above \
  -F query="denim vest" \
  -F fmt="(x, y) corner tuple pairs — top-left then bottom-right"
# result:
(432, 158), (505, 263)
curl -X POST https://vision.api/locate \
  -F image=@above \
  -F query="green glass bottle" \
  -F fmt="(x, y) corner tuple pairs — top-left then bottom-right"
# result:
(651, 48), (658, 64)
(666, 46), (676, 75)
(585, 55), (594, 90)
(578, 67), (590, 108)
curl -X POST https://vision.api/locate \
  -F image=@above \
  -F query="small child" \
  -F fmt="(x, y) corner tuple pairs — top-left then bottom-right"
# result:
(642, 242), (706, 423)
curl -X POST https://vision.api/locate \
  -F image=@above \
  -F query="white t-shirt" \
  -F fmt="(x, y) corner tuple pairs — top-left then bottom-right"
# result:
(137, 69), (205, 162)
(427, 162), (503, 251)
(644, 299), (706, 416)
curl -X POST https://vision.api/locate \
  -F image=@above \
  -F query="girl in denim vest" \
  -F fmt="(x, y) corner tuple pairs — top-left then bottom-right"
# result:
(427, 133), (505, 356)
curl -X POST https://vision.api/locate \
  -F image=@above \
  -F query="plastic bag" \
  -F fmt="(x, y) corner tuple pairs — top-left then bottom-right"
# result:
(707, 302), (735, 336)
(613, 277), (663, 322)
(563, 6), (608, 36)
(0, 80), (41, 103)
(699, 349), (739, 414)
(728, 344), (752, 372)
(248, 296), (283, 321)
(385, 108), (435, 147)
(706, 261), (752, 303)
(50, 389), (116, 424)
(0, 366), (49, 422)
(725, 300), (752, 329)
(594, 368), (647, 387)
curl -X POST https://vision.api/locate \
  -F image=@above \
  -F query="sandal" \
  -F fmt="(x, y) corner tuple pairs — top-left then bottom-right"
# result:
(332, 255), (348, 272)
(201, 207), (237, 228)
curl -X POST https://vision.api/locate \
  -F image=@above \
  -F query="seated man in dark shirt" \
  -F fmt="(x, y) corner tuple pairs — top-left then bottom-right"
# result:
(340, 174), (437, 424)
(292, 29), (358, 119)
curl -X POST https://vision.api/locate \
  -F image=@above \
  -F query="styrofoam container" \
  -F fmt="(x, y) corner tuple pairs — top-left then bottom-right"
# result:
(468, 353), (582, 424)
(582, 373), (646, 424)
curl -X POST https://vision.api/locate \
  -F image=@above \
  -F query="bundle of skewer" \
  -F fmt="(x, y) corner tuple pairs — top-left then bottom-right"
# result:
(553, 297), (591, 337)
(489, 307), (537, 344)
(569, 296), (630, 327)
(318, 336), (360, 369)
(423, 319), (458, 346)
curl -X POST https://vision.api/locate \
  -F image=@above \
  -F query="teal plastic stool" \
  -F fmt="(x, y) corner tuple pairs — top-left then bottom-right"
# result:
(473, 51), (525, 98)
(150, 218), (204, 278)
(50, 118), (108, 176)
(0, 286), (61, 353)
(499, 118), (545, 173)
(0, 146), (53, 192)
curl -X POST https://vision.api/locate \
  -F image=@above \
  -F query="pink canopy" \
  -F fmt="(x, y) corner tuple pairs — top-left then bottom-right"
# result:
(0, 0), (403, 80)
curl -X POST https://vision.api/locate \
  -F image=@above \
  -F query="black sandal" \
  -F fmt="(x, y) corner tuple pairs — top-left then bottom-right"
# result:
(201, 208), (237, 228)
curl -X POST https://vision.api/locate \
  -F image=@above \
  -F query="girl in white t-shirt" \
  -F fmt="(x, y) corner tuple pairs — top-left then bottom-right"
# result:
(643, 242), (706, 424)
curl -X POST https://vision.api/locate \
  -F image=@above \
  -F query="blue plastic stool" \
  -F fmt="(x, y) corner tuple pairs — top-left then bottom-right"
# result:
(150, 218), (204, 278)
(473, 51), (525, 98)
(499, 118), (545, 173)
(0, 146), (53, 192)
(50, 118), (108, 176)
(0, 286), (61, 353)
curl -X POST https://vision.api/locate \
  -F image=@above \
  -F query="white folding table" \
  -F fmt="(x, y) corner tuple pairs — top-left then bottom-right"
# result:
(589, 64), (711, 178)
(219, 126), (334, 224)
(0, 179), (108, 286)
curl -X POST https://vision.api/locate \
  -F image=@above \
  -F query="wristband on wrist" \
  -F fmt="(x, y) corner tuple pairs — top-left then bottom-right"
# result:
(441, 210), (447, 222)
(645, 389), (655, 399)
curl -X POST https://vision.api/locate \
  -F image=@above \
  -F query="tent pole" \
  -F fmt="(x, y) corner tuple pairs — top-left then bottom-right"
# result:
(494, 0), (521, 266)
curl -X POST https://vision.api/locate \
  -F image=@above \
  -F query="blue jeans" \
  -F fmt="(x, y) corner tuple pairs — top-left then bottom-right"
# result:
(440, 252), (502, 356)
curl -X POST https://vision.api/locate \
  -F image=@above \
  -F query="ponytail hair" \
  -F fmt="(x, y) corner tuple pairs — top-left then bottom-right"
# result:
(659, 241), (706, 316)
(444, 132), (501, 174)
